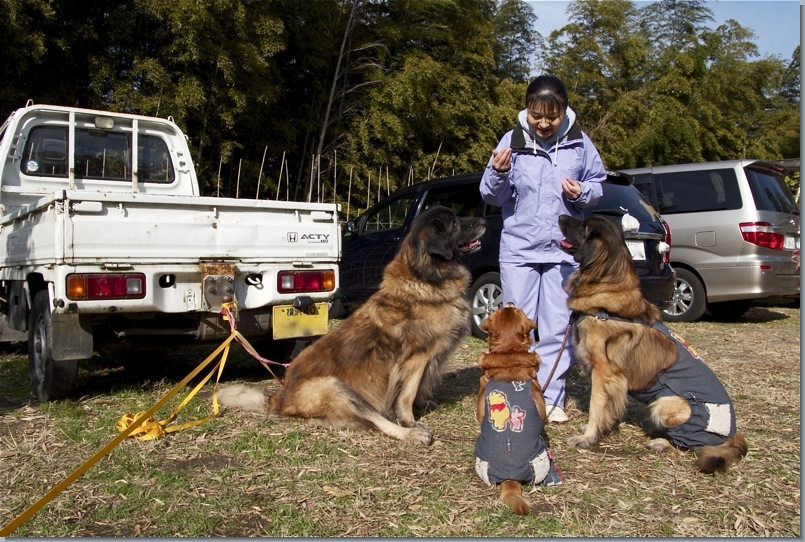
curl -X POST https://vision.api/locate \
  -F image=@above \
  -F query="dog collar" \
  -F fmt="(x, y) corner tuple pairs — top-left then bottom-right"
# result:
(572, 309), (644, 325)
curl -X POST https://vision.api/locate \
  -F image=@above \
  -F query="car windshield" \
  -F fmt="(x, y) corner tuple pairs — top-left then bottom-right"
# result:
(745, 166), (799, 214)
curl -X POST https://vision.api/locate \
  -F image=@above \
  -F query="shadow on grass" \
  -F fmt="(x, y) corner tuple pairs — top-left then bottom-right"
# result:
(61, 338), (290, 404)
(437, 365), (482, 406)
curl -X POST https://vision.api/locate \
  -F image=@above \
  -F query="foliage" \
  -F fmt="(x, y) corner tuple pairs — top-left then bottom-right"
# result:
(543, 0), (800, 170)
(0, 0), (799, 216)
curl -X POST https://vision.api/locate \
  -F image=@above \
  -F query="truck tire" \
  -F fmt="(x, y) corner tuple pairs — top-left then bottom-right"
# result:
(662, 268), (707, 323)
(28, 290), (79, 402)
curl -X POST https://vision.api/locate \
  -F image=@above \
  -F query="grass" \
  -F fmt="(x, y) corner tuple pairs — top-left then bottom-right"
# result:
(0, 304), (800, 536)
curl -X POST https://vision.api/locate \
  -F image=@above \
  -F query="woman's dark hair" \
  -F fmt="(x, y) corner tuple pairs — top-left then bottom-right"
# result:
(525, 75), (568, 112)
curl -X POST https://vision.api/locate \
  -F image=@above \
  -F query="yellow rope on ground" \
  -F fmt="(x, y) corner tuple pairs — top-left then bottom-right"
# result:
(0, 303), (241, 536)
(114, 335), (229, 441)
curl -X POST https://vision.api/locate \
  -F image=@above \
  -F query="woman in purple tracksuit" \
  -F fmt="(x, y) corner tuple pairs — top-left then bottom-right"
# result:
(480, 75), (606, 422)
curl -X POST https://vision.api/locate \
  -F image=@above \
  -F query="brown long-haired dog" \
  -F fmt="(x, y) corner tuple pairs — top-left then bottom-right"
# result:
(474, 305), (563, 515)
(558, 215), (747, 474)
(218, 206), (485, 445)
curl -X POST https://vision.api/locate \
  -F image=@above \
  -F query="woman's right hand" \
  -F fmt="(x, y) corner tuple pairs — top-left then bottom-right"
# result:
(491, 148), (512, 173)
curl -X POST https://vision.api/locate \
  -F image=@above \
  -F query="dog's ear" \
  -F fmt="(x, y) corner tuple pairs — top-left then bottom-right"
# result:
(426, 214), (456, 260)
(583, 221), (599, 242)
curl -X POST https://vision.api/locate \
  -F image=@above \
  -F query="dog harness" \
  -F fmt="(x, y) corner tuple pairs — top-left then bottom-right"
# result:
(572, 310), (736, 450)
(474, 379), (554, 486)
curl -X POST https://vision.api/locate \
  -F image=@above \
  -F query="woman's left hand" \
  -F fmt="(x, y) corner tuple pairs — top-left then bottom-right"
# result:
(562, 178), (581, 200)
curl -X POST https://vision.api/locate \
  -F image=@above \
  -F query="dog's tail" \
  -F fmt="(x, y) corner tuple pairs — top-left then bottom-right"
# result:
(499, 480), (531, 515)
(696, 433), (748, 474)
(217, 384), (271, 414)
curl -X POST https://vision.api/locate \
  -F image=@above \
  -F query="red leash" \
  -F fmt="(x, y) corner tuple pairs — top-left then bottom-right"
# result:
(220, 304), (291, 386)
(540, 321), (572, 393)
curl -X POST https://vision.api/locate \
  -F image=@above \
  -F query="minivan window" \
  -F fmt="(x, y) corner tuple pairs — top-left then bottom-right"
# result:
(653, 169), (742, 214)
(744, 166), (798, 214)
(630, 174), (656, 208)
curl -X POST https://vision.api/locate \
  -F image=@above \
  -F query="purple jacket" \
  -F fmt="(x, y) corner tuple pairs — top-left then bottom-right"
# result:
(480, 107), (606, 264)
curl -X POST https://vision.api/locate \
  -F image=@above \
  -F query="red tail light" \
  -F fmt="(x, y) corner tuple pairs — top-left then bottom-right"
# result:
(277, 270), (336, 293)
(67, 273), (146, 300)
(661, 219), (672, 264)
(739, 222), (785, 250)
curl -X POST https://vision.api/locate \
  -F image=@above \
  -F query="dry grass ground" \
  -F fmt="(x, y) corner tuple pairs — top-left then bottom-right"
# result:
(0, 301), (800, 536)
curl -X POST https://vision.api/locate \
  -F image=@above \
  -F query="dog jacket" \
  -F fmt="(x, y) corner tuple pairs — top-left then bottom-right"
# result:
(628, 322), (737, 450)
(474, 379), (554, 486)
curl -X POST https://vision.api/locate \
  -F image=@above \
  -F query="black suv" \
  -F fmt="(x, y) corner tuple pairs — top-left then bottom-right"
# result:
(335, 171), (675, 338)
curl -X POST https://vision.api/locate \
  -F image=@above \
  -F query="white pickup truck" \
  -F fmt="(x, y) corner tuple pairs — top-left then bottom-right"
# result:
(0, 103), (340, 401)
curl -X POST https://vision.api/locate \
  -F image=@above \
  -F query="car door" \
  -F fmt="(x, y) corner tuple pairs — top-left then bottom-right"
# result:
(339, 192), (420, 304)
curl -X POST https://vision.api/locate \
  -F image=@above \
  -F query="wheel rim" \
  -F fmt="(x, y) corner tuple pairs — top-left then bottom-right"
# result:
(472, 282), (503, 330)
(665, 278), (693, 317)
(31, 313), (47, 384)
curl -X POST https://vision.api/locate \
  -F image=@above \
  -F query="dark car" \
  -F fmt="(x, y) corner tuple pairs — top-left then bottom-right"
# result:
(334, 171), (674, 338)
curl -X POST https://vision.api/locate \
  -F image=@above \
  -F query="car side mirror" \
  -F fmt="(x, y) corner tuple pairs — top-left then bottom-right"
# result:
(345, 219), (358, 236)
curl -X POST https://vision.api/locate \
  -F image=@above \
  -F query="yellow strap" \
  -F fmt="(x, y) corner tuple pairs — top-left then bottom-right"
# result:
(1, 301), (254, 535)
(0, 331), (237, 536)
(115, 319), (233, 441)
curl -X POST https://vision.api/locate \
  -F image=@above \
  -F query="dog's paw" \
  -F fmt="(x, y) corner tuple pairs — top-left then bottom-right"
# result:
(407, 425), (434, 445)
(646, 438), (673, 452)
(567, 434), (597, 449)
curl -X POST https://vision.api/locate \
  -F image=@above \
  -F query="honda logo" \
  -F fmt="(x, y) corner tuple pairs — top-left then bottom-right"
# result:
(287, 232), (298, 243)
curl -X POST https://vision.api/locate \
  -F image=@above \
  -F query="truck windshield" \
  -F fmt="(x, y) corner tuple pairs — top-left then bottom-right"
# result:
(20, 126), (175, 184)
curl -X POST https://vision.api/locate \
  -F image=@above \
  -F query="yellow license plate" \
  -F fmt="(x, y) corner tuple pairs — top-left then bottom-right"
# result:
(272, 302), (329, 340)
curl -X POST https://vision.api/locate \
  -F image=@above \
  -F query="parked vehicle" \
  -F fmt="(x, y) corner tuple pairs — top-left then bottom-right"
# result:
(0, 103), (341, 401)
(335, 171), (674, 338)
(621, 159), (800, 322)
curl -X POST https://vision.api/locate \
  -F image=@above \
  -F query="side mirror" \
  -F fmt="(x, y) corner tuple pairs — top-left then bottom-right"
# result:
(345, 220), (358, 236)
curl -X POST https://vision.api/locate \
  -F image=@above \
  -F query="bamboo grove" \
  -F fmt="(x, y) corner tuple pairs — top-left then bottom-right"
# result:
(1, 0), (799, 217)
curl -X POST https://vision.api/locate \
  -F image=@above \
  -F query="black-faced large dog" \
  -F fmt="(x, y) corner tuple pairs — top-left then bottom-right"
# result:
(558, 214), (747, 473)
(218, 206), (486, 445)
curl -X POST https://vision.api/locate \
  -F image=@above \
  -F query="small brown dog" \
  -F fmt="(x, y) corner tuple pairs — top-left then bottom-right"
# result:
(474, 305), (564, 515)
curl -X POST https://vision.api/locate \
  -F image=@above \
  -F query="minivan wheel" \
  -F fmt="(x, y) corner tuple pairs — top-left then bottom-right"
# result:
(663, 268), (707, 323)
(468, 272), (503, 339)
(707, 299), (753, 320)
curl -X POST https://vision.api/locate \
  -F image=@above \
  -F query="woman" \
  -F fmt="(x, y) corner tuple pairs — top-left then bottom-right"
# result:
(480, 75), (606, 422)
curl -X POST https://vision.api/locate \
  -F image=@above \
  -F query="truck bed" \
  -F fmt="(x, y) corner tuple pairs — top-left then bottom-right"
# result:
(0, 190), (340, 266)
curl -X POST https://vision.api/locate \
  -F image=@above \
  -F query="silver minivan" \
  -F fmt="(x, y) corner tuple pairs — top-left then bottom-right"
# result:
(620, 159), (800, 322)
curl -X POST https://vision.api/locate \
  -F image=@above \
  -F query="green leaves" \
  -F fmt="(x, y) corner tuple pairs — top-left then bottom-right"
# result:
(0, 0), (797, 206)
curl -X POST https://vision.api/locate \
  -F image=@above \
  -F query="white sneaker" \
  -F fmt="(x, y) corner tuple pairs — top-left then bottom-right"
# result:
(547, 405), (569, 423)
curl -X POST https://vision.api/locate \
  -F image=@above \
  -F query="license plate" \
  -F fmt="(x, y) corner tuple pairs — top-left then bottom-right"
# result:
(784, 235), (797, 250)
(273, 302), (329, 340)
(625, 240), (646, 260)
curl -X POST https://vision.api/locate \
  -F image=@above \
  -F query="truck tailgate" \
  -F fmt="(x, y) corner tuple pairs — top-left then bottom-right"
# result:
(61, 192), (339, 264)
